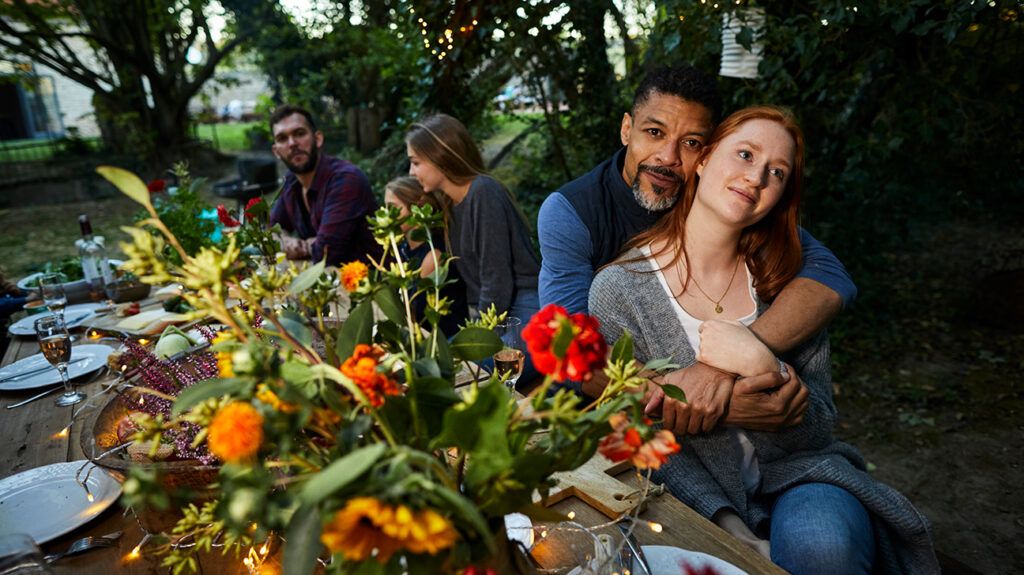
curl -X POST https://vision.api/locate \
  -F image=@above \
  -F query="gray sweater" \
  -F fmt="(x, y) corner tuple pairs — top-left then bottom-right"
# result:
(450, 175), (540, 314)
(589, 249), (939, 575)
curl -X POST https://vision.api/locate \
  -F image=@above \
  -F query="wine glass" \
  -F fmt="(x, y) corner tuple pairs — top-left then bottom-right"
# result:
(34, 315), (85, 407)
(37, 273), (67, 319)
(0, 533), (55, 574)
(493, 316), (525, 390)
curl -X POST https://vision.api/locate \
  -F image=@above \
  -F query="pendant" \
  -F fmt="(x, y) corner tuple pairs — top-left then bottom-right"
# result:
(715, 304), (723, 314)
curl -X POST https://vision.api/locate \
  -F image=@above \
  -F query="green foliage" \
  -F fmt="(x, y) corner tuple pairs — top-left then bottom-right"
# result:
(136, 164), (217, 266)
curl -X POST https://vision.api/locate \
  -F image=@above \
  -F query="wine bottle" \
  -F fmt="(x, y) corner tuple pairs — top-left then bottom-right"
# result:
(77, 214), (113, 300)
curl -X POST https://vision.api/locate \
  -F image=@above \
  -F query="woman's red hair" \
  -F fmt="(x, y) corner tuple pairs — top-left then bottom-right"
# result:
(623, 105), (805, 302)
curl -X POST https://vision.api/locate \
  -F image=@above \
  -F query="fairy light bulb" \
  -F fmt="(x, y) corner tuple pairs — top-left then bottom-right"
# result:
(648, 521), (663, 533)
(567, 511), (576, 520)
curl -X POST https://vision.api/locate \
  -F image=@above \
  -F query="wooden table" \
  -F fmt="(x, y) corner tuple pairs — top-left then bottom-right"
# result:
(0, 319), (784, 574)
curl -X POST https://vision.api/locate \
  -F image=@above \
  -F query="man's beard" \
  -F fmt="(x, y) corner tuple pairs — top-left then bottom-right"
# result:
(630, 164), (682, 212)
(284, 141), (320, 174)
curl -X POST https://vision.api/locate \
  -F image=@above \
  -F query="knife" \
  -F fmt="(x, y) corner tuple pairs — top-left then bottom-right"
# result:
(617, 522), (653, 575)
(0, 357), (90, 383)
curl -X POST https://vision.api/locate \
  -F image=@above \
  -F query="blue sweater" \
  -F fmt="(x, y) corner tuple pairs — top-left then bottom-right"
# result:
(538, 148), (857, 314)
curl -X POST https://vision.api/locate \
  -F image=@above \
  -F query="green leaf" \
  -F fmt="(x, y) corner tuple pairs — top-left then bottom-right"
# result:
(412, 357), (441, 379)
(288, 260), (326, 295)
(299, 444), (386, 505)
(449, 326), (503, 362)
(283, 503), (322, 575)
(431, 484), (495, 553)
(660, 383), (687, 403)
(171, 378), (248, 416)
(610, 331), (634, 365)
(643, 358), (679, 373)
(96, 166), (152, 209)
(335, 298), (374, 360)
(270, 310), (313, 347)
(374, 288), (405, 325)
(551, 318), (574, 359)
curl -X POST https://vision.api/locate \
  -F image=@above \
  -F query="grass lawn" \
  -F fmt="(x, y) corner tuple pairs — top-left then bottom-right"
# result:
(195, 122), (260, 153)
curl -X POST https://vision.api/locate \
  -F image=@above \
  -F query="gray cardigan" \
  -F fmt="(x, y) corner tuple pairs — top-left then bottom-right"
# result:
(589, 249), (939, 575)
(450, 175), (540, 314)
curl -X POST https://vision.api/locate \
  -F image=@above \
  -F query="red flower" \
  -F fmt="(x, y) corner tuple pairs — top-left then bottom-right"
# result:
(521, 304), (607, 382)
(598, 413), (680, 470)
(217, 204), (241, 227)
(147, 178), (166, 193)
(244, 197), (263, 222)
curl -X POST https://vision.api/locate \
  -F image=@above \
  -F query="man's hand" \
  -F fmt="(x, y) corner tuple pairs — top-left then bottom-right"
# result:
(281, 236), (310, 260)
(646, 362), (736, 436)
(723, 363), (808, 430)
(698, 319), (777, 377)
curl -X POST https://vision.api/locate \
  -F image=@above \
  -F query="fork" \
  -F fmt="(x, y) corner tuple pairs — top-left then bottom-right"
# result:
(43, 530), (122, 563)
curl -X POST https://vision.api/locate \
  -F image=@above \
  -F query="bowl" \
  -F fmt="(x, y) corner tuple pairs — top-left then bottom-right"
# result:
(22, 300), (48, 315)
(104, 280), (151, 303)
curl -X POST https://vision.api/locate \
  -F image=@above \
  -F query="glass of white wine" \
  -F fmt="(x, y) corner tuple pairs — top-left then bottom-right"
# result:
(37, 273), (67, 319)
(493, 316), (525, 391)
(34, 315), (85, 407)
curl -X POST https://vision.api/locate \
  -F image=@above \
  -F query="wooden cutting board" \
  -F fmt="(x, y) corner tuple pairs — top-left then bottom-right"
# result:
(537, 453), (648, 519)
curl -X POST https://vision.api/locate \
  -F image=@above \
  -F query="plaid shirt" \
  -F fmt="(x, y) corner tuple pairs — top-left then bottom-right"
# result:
(270, 154), (381, 266)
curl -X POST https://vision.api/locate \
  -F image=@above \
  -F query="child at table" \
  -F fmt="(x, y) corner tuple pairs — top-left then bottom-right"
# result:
(383, 177), (468, 337)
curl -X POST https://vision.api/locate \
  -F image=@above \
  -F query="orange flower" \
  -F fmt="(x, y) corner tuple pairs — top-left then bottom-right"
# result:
(340, 344), (401, 408)
(598, 413), (680, 470)
(340, 261), (369, 292)
(632, 430), (681, 470)
(320, 497), (457, 564)
(207, 402), (263, 463)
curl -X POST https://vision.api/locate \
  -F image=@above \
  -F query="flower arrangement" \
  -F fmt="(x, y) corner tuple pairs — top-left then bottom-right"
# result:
(98, 165), (680, 574)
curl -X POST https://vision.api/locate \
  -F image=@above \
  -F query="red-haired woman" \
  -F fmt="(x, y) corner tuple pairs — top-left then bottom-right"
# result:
(590, 106), (938, 574)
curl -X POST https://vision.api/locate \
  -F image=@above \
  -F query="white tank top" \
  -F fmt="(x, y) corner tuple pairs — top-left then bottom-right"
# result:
(642, 245), (762, 495)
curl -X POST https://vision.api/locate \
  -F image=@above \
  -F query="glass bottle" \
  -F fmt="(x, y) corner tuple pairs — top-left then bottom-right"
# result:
(77, 214), (112, 301)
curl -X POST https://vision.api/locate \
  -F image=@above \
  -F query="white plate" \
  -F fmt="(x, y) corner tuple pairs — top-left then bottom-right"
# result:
(0, 344), (113, 391)
(638, 545), (749, 575)
(8, 303), (104, 336)
(0, 461), (122, 544)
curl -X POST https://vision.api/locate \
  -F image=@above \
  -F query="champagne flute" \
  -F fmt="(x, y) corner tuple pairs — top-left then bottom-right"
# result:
(34, 315), (85, 407)
(493, 316), (526, 390)
(37, 273), (67, 319)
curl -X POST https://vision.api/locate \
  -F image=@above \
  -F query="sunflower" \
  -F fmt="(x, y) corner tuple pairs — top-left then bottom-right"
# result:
(207, 401), (263, 463)
(321, 498), (459, 564)
(321, 497), (403, 563)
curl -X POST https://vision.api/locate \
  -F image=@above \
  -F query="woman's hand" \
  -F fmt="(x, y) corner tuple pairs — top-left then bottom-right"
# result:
(698, 319), (778, 377)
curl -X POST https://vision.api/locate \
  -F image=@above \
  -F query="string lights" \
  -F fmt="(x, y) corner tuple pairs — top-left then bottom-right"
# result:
(408, 4), (478, 61)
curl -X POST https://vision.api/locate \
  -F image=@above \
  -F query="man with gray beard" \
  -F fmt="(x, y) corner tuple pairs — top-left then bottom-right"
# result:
(537, 65), (855, 437)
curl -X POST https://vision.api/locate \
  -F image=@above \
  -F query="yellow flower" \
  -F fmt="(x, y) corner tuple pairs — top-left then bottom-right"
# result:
(212, 332), (234, 378)
(255, 385), (299, 414)
(340, 261), (369, 292)
(399, 508), (459, 556)
(320, 498), (458, 564)
(207, 402), (263, 463)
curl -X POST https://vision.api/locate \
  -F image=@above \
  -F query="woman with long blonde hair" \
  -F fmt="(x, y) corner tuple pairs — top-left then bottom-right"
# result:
(590, 106), (937, 574)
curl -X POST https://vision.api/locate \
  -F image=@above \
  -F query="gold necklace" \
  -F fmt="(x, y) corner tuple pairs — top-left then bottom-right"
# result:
(679, 257), (742, 314)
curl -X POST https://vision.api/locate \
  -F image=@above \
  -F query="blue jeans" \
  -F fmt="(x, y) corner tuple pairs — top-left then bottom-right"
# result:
(478, 289), (541, 390)
(769, 483), (875, 575)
